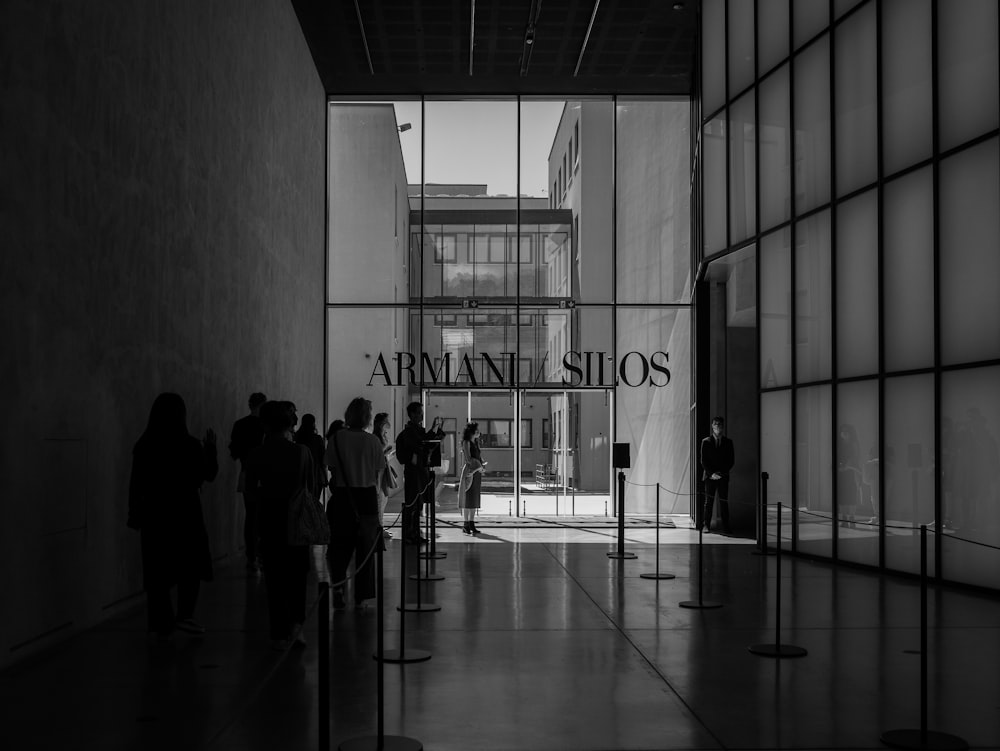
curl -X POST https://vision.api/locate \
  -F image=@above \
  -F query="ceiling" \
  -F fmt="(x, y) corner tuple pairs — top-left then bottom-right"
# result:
(290, 0), (699, 96)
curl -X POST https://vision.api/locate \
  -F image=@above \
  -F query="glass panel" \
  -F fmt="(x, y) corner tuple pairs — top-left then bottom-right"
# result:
(837, 380), (879, 567)
(760, 64), (791, 231)
(834, 0), (864, 18)
(468, 392), (517, 502)
(729, 92), (757, 244)
(794, 35), (832, 215)
(884, 374), (935, 576)
(567, 100), (614, 303)
(940, 138), (1000, 365)
(616, 309), (692, 514)
(882, 0), (932, 175)
(836, 190), (877, 378)
(705, 246), (758, 536)
(326, 306), (410, 442)
(616, 99), (692, 304)
(728, 0), (755, 97)
(938, 0), (1000, 151)
(758, 0), (790, 76)
(941, 366), (1000, 589)
(703, 116), (728, 255)
(793, 0), (830, 49)
(884, 168), (933, 372)
(834, 2), (876, 196)
(797, 384), (833, 558)
(328, 101), (415, 304)
(761, 228), (792, 387)
(702, 0), (726, 117)
(795, 209), (832, 383)
(761, 390), (792, 550)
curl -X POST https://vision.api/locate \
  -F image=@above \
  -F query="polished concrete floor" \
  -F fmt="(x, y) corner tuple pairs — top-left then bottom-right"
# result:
(3, 519), (1000, 751)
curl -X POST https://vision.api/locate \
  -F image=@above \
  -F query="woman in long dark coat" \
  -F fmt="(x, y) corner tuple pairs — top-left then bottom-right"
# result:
(128, 393), (218, 638)
(245, 401), (317, 649)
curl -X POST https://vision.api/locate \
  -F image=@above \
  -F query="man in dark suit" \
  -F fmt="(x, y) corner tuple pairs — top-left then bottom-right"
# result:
(395, 401), (445, 545)
(700, 415), (735, 534)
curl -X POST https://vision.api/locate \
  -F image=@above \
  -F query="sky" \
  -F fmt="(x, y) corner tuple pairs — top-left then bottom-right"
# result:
(393, 100), (567, 197)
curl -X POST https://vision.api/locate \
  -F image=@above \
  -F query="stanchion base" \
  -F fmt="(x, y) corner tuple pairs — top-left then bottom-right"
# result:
(377, 648), (432, 664)
(339, 734), (423, 751)
(607, 552), (638, 559)
(640, 572), (676, 580)
(418, 551), (447, 560)
(880, 729), (968, 750)
(399, 602), (442, 613)
(679, 600), (723, 609)
(748, 643), (807, 658)
(409, 572), (445, 581)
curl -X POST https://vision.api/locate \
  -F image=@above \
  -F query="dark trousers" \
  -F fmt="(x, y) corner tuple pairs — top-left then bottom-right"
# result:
(146, 578), (200, 634)
(326, 486), (381, 603)
(261, 543), (308, 640)
(402, 469), (431, 541)
(241, 487), (260, 563)
(701, 477), (730, 531)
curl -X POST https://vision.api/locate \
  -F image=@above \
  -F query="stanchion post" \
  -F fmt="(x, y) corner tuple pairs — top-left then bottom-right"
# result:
(607, 469), (637, 560)
(342, 529), (424, 750)
(404, 484), (442, 609)
(752, 471), (775, 556)
(748, 502), (806, 657)
(319, 582), (330, 751)
(880, 526), (968, 750)
(420, 478), (446, 561)
(641, 483), (675, 580)
(381, 527), (432, 662)
(680, 496), (721, 609)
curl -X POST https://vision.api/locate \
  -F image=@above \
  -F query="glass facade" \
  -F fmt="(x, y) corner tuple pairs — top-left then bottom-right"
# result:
(328, 98), (691, 516)
(701, 0), (1000, 588)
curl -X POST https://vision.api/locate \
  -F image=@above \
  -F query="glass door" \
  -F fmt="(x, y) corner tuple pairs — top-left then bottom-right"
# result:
(521, 389), (613, 516)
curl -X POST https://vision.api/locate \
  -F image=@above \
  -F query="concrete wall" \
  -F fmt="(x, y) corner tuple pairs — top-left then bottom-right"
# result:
(0, 0), (325, 668)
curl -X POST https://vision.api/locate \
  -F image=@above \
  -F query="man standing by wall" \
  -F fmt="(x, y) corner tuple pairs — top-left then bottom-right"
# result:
(395, 401), (444, 545)
(229, 392), (267, 570)
(699, 415), (734, 534)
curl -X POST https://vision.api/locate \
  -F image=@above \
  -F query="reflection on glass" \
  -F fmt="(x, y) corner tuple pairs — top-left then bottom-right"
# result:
(761, 390), (792, 550)
(797, 385), (833, 558)
(703, 115), (727, 254)
(837, 380), (879, 567)
(729, 92), (756, 244)
(884, 374), (935, 576)
(941, 366), (1000, 588)
(836, 190), (877, 377)
(759, 64), (791, 231)
(795, 210), (832, 383)
(758, 0), (790, 75)
(761, 229), (792, 387)
(882, 0), (932, 175)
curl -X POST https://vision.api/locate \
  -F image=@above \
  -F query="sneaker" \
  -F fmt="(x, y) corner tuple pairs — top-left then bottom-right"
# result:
(176, 618), (205, 635)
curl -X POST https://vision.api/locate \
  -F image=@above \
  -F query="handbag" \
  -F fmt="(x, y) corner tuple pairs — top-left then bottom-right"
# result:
(384, 463), (399, 491)
(287, 449), (331, 546)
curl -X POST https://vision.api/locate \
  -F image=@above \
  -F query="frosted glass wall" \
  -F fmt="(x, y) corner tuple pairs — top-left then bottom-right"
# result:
(700, 0), (1000, 589)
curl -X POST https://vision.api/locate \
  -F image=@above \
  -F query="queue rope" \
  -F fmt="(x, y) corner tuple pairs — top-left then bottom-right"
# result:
(321, 474), (437, 591)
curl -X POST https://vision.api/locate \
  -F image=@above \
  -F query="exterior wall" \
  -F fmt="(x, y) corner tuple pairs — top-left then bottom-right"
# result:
(700, 0), (1000, 585)
(327, 104), (410, 425)
(0, 0), (325, 668)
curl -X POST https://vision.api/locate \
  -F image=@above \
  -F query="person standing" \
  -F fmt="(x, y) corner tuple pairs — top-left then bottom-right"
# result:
(294, 413), (328, 498)
(395, 402), (444, 545)
(458, 422), (485, 535)
(699, 415), (734, 534)
(326, 397), (385, 610)
(128, 393), (218, 639)
(229, 392), (266, 571)
(244, 401), (317, 650)
(373, 412), (397, 539)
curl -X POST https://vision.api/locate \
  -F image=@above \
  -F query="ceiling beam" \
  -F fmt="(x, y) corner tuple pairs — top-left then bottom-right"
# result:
(573, 0), (601, 76)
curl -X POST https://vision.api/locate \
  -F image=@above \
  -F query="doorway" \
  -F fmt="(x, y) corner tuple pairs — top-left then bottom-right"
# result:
(423, 388), (612, 517)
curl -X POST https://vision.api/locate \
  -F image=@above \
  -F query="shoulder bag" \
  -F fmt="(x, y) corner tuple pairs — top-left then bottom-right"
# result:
(287, 446), (331, 546)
